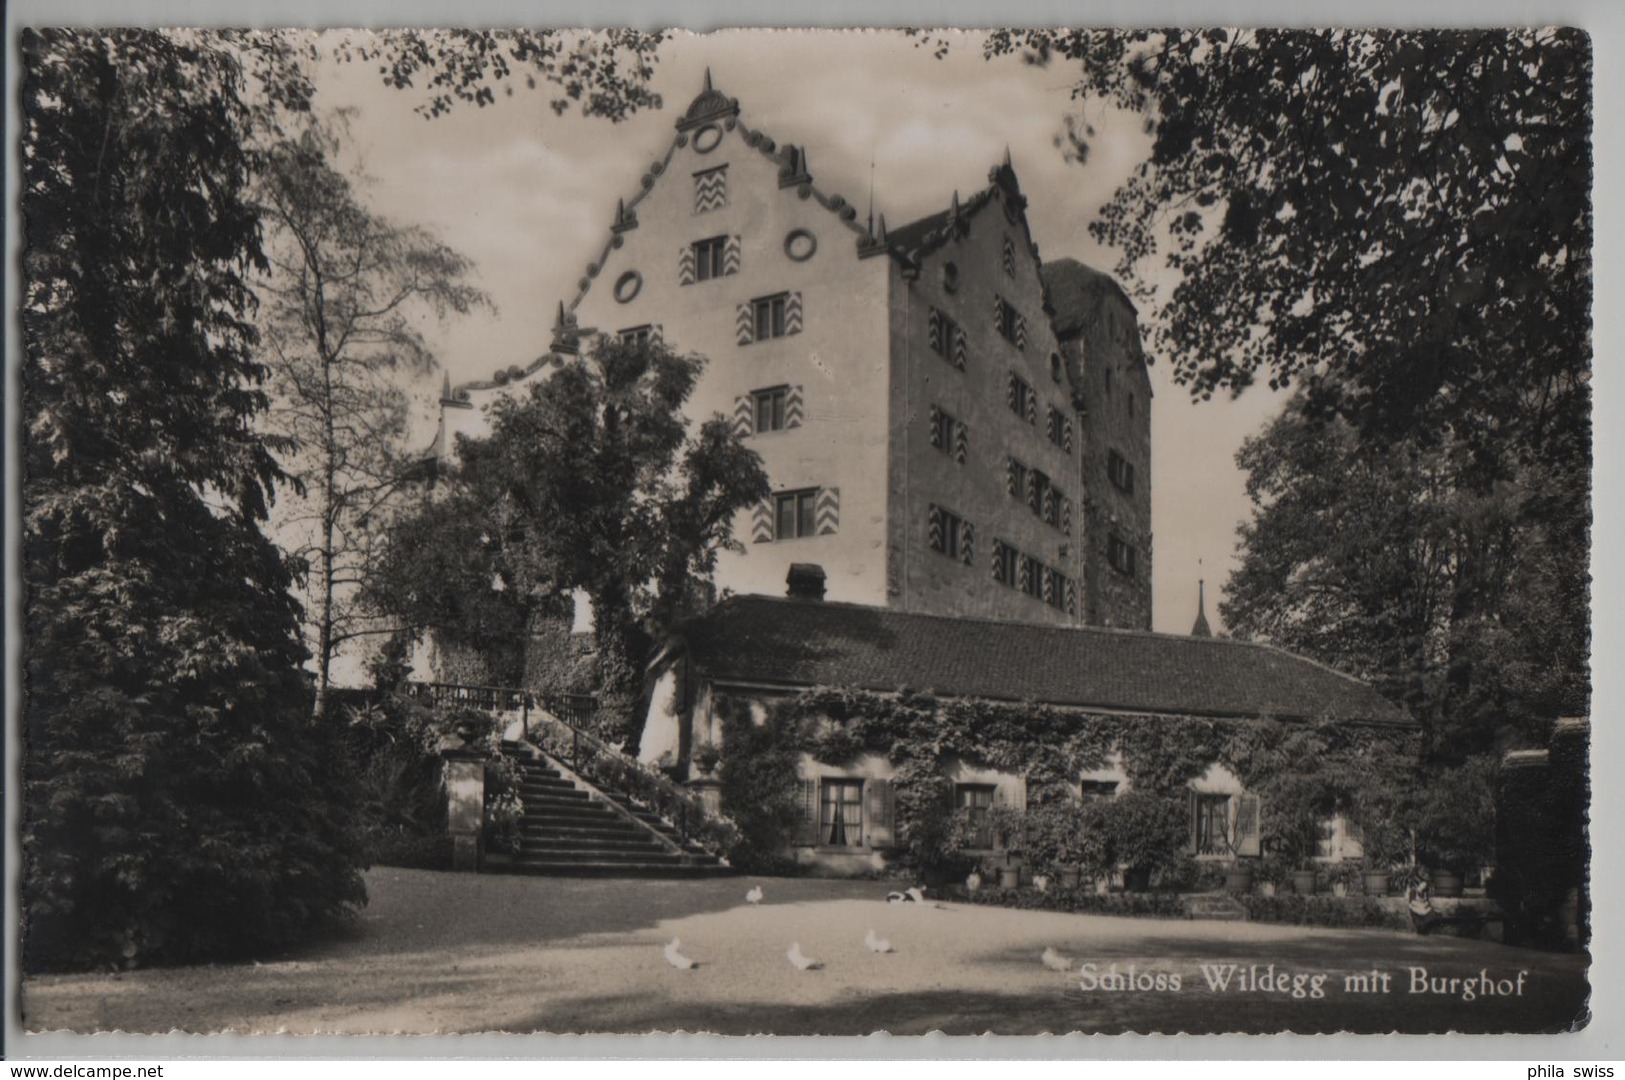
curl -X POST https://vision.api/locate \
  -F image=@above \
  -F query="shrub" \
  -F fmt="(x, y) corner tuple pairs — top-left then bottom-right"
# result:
(1239, 894), (1410, 931)
(1097, 792), (1188, 882)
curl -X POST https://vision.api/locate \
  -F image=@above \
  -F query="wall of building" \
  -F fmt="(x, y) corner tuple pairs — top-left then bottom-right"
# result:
(1064, 283), (1154, 630)
(890, 191), (1082, 626)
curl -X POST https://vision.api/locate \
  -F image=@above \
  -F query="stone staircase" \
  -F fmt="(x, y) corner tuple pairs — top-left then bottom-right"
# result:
(491, 741), (728, 877)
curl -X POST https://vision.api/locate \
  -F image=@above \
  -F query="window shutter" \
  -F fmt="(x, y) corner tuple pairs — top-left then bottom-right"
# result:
(1046, 408), (1059, 445)
(866, 779), (896, 849)
(1005, 458), (1020, 497)
(927, 503), (943, 550)
(1063, 417), (1074, 454)
(928, 405), (943, 449)
(928, 308), (942, 354)
(734, 395), (753, 438)
(1026, 388), (1038, 425)
(952, 326), (967, 370)
(1002, 236), (1016, 276)
(724, 234), (742, 275)
(1235, 793), (1262, 857)
(750, 499), (773, 543)
(794, 778), (819, 845)
(650, 324), (664, 345)
(1015, 313), (1028, 351)
(694, 166), (728, 213)
(991, 292), (1002, 331)
(954, 421), (968, 465)
(960, 520), (975, 566)
(1066, 578), (1078, 617)
(679, 245), (696, 286)
(990, 539), (1004, 582)
(1042, 566), (1056, 605)
(785, 292), (803, 335)
(1061, 495), (1073, 537)
(785, 385), (805, 429)
(1006, 371), (1018, 413)
(815, 487), (839, 535)
(1186, 790), (1199, 856)
(735, 302), (754, 346)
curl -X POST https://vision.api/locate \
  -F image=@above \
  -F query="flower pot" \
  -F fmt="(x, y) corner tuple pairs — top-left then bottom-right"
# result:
(1095, 876), (1113, 896)
(1223, 867), (1253, 895)
(1431, 870), (1464, 898)
(999, 867), (1021, 890)
(1057, 866), (1083, 890)
(1331, 882), (1349, 898)
(1033, 874), (1052, 894)
(1362, 872), (1391, 896)
(965, 871), (983, 895)
(1290, 870), (1319, 896)
(1257, 881), (1278, 898)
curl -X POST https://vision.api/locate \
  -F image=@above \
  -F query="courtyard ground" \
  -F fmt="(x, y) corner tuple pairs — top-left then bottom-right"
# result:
(21, 867), (1590, 1036)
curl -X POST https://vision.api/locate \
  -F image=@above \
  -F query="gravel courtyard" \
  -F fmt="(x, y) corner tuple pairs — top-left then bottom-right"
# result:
(22, 867), (1590, 1036)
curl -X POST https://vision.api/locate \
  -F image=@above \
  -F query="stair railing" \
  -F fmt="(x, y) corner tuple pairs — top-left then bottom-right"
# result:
(405, 680), (735, 858)
(528, 711), (733, 858)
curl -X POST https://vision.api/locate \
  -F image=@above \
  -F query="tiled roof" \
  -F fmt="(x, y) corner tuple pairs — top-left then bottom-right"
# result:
(1040, 257), (1138, 334)
(887, 208), (953, 254)
(679, 596), (1412, 727)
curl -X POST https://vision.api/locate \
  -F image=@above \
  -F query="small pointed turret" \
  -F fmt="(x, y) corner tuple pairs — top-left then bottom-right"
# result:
(702, 66), (714, 93)
(1191, 580), (1213, 638)
(440, 372), (453, 402)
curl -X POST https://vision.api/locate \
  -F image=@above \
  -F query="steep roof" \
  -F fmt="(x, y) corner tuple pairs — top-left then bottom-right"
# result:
(1040, 257), (1139, 335)
(679, 595), (1412, 727)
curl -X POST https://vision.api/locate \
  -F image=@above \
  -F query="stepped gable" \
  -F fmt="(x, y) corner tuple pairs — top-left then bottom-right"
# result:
(677, 595), (1413, 727)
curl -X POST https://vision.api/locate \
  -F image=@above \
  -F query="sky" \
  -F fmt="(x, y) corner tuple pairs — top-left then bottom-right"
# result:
(307, 29), (1288, 636)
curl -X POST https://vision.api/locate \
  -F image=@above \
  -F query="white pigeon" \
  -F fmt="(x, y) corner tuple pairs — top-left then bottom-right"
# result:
(905, 887), (926, 904)
(786, 942), (822, 971)
(885, 891), (906, 904)
(664, 938), (696, 970)
(745, 885), (764, 906)
(1040, 946), (1071, 973)
(864, 928), (894, 954)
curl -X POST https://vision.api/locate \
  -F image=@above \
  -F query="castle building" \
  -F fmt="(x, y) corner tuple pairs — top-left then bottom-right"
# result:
(435, 74), (1154, 631)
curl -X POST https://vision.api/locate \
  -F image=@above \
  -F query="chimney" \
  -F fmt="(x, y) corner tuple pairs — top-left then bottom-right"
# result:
(786, 563), (827, 601)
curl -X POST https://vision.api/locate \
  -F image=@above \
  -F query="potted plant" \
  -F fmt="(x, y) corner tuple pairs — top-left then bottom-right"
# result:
(1253, 855), (1288, 898)
(965, 869), (983, 894)
(987, 804), (1028, 888)
(1416, 756), (1496, 901)
(1325, 861), (1363, 898)
(1222, 859), (1254, 895)
(691, 743), (722, 778)
(1290, 863), (1320, 896)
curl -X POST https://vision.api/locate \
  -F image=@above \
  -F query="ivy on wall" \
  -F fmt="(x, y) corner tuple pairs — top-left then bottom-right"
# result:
(711, 685), (1421, 870)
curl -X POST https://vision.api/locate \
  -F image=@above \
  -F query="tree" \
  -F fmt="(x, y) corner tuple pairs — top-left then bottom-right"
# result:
(332, 29), (667, 120)
(976, 29), (1590, 745)
(256, 114), (489, 718)
(982, 29), (1590, 476)
(21, 29), (366, 969)
(1222, 389), (1588, 758)
(367, 336), (769, 735)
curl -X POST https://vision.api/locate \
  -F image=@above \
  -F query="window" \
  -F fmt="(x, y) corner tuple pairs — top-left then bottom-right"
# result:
(996, 295), (1020, 345)
(618, 325), (655, 348)
(993, 539), (1020, 587)
(820, 779), (864, 847)
(1050, 353), (1062, 383)
(693, 235), (728, 281)
(1021, 555), (1044, 600)
(956, 784), (997, 848)
(1081, 780), (1120, 802)
(1108, 534), (1136, 577)
(1107, 450), (1135, 494)
(753, 293), (789, 340)
(774, 489), (818, 540)
(1193, 794), (1233, 857)
(929, 505), (965, 560)
(693, 165), (728, 213)
(930, 309), (963, 369)
(1008, 372), (1034, 423)
(753, 386), (789, 433)
(1315, 814), (1365, 862)
(1028, 469), (1050, 519)
(931, 407), (957, 454)
(1047, 567), (1070, 611)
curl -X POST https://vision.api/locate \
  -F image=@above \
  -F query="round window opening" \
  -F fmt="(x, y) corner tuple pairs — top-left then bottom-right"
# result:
(613, 270), (642, 304)
(943, 262), (960, 293)
(784, 228), (818, 262)
(693, 124), (724, 154)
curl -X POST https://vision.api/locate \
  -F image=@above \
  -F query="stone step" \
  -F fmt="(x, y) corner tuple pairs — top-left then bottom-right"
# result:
(518, 834), (670, 853)
(517, 784), (589, 800)
(518, 822), (651, 842)
(517, 845), (678, 864)
(494, 858), (733, 878)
